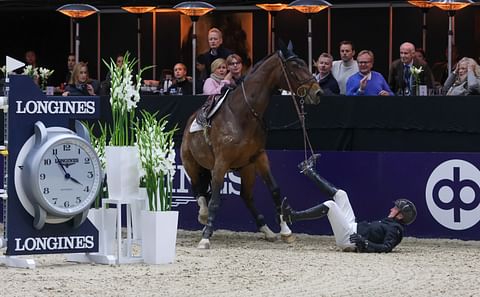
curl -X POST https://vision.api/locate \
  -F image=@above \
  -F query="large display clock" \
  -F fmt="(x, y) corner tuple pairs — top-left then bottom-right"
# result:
(15, 121), (102, 230)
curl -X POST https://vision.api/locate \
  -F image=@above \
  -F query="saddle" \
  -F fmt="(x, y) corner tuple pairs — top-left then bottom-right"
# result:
(190, 88), (230, 133)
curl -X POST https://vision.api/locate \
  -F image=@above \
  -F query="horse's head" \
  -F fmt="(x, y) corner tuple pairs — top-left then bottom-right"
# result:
(277, 44), (323, 105)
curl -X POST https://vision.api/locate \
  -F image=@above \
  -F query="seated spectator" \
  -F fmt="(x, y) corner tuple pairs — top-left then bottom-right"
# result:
(62, 62), (100, 96)
(203, 58), (231, 95)
(226, 54), (245, 87)
(195, 54), (208, 94)
(314, 53), (340, 95)
(388, 42), (433, 96)
(443, 57), (480, 96)
(167, 63), (193, 95)
(346, 50), (393, 96)
(64, 53), (76, 87)
(101, 53), (124, 95)
(415, 48), (427, 64)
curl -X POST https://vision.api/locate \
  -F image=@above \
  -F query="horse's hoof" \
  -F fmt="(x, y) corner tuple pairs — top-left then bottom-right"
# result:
(197, 196), (208, 225)
(259, 225), (277, 242)
(281, 234), (296, 244)
(197, 238), (210, 249)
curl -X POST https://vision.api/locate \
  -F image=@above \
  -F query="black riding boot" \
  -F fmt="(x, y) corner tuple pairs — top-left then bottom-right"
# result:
(298, 154), (338, 197)
(302, 167), (338, 197)
(281, 199), (329, 224)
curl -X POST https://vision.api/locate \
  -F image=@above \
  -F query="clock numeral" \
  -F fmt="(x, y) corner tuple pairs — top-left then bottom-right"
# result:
(43, 187), (50, 194)
(52, 148), (58, 155)
(39, 173), (46, 180)
(84, 157), (90, 164)
(78, 148), (81, 154)
(76, 197), (82, 204)
(63, 144), (71, 151)
(52, 197), (58, 204)
(83, 185), (90, 192)
(87, 171), (94, 178)
(64, 201), (70, 207)
(44, 159), (52, 165)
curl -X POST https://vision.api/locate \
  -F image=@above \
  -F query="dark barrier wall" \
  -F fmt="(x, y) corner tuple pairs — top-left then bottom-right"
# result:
(93, 95), (480, 153)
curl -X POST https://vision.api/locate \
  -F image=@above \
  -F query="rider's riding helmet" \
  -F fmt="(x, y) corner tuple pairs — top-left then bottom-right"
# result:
(394, 199), (417, 225)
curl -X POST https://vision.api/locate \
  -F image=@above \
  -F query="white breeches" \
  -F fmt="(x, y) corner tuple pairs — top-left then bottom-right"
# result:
(323, 190), (357, 249)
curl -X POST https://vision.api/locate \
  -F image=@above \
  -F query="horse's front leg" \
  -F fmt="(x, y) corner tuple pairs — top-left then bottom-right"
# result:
(238, 165), (277, 242)
(255, 151), (295, 243)
(198, 164), (228, 249)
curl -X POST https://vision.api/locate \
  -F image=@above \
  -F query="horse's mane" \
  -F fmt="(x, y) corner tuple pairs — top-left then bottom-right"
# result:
(247, 51), (278, 75)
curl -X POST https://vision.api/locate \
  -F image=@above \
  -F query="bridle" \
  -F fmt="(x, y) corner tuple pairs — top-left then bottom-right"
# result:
(277, 52), (316, 162)
(239, 51), (318, 162)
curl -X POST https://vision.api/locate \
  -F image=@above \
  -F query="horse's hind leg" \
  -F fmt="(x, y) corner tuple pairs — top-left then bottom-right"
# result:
(238, 165), (277, 242)
(255, 151), (295, 243)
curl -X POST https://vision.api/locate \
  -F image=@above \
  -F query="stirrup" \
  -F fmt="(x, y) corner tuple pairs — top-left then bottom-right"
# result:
(298, 153), (322, 173)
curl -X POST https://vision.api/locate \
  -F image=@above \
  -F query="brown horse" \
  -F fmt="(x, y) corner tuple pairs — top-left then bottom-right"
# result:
(181, 46), (322, 249)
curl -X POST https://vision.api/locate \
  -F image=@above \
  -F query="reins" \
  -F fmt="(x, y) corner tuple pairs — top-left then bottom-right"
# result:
(278, 54), (316, 163)
(238, 52), (317, 164)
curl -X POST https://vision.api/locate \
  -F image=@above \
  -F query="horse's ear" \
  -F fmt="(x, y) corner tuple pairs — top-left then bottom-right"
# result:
(287, 40), (294, 52)
(277, 39), (295, 59)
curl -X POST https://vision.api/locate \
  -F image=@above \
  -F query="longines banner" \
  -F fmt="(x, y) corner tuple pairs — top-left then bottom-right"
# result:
(172, 151), (480, 241)
(5, 75), (100, 255)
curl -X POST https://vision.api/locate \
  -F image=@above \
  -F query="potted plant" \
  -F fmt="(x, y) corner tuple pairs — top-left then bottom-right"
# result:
(103, 52), (150, 201)
(135, 110), (179, 264)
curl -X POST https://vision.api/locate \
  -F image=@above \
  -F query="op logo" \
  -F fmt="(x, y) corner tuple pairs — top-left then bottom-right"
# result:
(426, 159), (480, 230)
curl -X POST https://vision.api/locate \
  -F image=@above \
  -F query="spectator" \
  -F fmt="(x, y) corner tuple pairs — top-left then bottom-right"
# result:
(388, 42), (433, 95)
(195, 54), (209, 94)
(443, 57), (480, 96)
(25, 50), (38, 68)
(331, 41), (358, 95)
(415, 48), (427, 64)
(168, 63), (193, 95)
(346, 50), (393, 96)
(64, 53), (76, 87)
(226, 53), (245, 87)
(203, 58), (231, 95)
(314, 53), (340, 95)
(62, 62), (100, 96)
(197, 28), (234, 77)
(432, 45), (459, 86)
(101, 53), (124, 95)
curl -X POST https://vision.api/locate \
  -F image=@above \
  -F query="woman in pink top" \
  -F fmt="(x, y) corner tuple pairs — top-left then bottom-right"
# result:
(203, 58), (232, 95)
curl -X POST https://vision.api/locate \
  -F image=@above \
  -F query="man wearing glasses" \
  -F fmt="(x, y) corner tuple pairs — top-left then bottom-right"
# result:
(346, 50), (393, 96)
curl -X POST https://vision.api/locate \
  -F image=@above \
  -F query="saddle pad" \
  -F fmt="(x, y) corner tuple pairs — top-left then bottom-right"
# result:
(189, 91), (229, 133)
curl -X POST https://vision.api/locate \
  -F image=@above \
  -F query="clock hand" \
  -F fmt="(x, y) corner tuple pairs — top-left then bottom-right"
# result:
(55, 154), (69, 177)
(69, 176), (83, 186)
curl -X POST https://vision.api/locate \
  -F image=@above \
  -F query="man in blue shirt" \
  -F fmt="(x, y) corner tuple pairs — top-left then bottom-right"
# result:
(346, 50), (393, 96)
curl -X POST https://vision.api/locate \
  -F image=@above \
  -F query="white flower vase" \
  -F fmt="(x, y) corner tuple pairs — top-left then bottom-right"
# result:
(141, 210), (178, 265)
(131, 187), (148, 240)
(105, 146), (140, 201)
(88, 208), (117, 255)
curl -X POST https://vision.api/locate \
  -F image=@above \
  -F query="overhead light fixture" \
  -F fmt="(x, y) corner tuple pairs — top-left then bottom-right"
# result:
(257, 3), (289, 54)
(174, 1), (216, 95)
(429, 0), (473, 73)
(57, 3), (99, 19)
(121, 6), (156, 14)
(288, 0), (332, 72)
(57, 4), (99, 64)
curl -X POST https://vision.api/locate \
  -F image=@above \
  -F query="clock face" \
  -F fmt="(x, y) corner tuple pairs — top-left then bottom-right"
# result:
(35, 138), (101, 215)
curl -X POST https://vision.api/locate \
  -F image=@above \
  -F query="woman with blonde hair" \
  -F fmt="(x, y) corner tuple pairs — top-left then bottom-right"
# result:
(202, 58), (231, 95)
(62, 62), (100, 96)
(443, 57), (480, 96)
